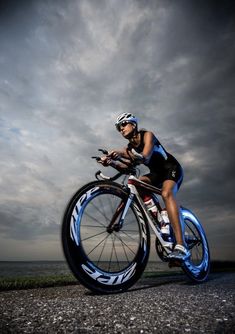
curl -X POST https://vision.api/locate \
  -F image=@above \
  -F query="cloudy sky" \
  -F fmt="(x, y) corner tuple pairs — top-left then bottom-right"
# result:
(0, 0), (234, 261)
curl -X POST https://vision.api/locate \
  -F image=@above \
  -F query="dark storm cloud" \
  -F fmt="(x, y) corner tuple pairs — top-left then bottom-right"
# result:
(0, 0), (234, 260)
(0, 205), (58, 240)
(158, 1), (235, 211)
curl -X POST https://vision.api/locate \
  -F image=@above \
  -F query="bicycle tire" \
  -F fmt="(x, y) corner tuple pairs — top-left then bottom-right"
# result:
(62, 180), (150, 294)
(181, 207), (210, 282)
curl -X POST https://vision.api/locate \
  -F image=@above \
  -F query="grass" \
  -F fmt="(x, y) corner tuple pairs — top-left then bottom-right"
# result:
(0, 261), (234, 292)
(0, 274), (78, 291)
(0, 271), (182, 292)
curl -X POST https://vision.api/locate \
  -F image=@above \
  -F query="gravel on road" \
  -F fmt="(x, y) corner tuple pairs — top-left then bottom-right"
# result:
(0, 272), (234, 333)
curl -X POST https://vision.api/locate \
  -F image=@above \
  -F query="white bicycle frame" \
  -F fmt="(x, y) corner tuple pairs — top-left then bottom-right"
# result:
(118, 175), (174, 255)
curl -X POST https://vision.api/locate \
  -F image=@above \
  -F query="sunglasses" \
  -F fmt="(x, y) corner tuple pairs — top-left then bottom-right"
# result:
(116, 121), (130, 131)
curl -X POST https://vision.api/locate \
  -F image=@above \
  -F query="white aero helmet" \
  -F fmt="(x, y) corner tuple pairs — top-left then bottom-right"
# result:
(115, 112), (138, 131)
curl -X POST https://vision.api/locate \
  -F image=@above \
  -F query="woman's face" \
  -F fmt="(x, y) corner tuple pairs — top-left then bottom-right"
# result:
(119, 122), (136, 139)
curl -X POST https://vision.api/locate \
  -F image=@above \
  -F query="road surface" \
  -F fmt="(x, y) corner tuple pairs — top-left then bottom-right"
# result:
(0, 272), (234, 333)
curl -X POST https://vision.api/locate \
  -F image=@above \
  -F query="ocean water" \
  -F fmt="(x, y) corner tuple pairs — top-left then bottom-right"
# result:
(0, 261), (71, 278)
(0, 261), (174, 278)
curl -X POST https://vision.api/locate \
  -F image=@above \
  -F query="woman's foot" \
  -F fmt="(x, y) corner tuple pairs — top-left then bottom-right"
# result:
(168, 244), (190, 261)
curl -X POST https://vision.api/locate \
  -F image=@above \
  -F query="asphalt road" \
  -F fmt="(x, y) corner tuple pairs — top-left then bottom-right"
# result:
(0, 272), (234, 333)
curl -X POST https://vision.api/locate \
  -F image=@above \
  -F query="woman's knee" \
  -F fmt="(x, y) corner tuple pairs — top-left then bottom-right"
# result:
(161, 189), (174, 201)
(162, 180), (178, 201)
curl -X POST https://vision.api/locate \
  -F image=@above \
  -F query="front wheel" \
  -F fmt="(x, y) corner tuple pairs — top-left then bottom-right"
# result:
(62, 180), (150, 294)
(181, 207), (210, 282)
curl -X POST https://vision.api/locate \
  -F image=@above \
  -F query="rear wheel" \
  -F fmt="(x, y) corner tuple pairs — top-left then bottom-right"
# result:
(181, 208), (210, 282)
(62, 181), (150, 293)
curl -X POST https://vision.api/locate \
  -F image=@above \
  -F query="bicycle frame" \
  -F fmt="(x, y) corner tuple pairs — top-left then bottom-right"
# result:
(118, 175), (174, 254)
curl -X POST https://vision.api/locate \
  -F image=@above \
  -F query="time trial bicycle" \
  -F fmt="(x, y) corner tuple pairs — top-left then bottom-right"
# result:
(62, 149), (210, 294)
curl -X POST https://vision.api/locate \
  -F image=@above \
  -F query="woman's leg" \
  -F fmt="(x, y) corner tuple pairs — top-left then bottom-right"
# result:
(137, 175), (152, 197)
(139, 176), (188, 259)
(161, 180), (184, 246)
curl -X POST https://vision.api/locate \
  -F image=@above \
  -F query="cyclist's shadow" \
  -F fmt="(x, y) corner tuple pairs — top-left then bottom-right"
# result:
(85, 273), (190, 296)
(85, 272), (219, 296)
(128, 271), (219, 293)
(130, 274), (187, 292)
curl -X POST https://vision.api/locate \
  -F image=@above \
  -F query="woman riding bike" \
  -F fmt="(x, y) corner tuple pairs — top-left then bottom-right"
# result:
(99, 112), (190, 262)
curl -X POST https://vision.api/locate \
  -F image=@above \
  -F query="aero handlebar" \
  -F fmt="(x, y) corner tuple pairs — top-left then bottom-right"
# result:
(92, 148), (137, 181)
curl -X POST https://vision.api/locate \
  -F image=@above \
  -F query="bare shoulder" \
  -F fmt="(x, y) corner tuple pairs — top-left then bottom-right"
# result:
(143, 130), (155, 142)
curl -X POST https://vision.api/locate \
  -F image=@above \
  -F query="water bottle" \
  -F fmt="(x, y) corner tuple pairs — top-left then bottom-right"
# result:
(160, 209), (172, 241)
(143, 195), (158, 219)
(144, 198), (158, 216)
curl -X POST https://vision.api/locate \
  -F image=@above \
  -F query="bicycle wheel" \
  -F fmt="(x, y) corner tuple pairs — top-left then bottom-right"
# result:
(181, 207), (210, 282)
(62, 180), (150, 294)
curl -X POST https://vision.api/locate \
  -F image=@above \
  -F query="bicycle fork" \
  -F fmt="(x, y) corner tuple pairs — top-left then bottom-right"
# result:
(106, 193), (135, 233)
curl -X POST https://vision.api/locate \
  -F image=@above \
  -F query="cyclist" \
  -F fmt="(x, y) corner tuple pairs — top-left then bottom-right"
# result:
(99, 112), (190, 261)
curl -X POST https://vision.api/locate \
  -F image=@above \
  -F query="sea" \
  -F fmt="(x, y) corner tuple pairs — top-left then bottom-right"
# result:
(0, 261), (175, 278)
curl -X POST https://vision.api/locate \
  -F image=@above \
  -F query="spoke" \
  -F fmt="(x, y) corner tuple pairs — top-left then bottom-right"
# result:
(119, 229), (139, 242)
(114, 232), (137, 256)
(87, 233), (110, 256)
(108, 194), (115, 213)
(82, 230), (107, 242)
(185, 221), (198, 240)
(195, 244), (202, 260)
(187, 236), (201, 250)
(185, 221), (201, 252)
(121, 229), (139, 232)
(185, 225), (203, 264)
(108, 234), (115, 271)
(97, 235), (108, 265)
(83, 225), (106, 228)
(97, 195), (107, 220)
(115, 232), (130, 263)
(111, 234), (121, 271)
(122, 219), (139, 232)
(83, 211), (107, 228)
(121, 218), (136, 228)
(89, 198), (110, 223)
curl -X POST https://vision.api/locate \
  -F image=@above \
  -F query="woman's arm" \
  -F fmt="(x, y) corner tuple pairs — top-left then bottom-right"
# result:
(127, 131), (155, 164)
(141, 131), (155, 163)
(108, 148), (130, 159)
(98, 148), (132, 167)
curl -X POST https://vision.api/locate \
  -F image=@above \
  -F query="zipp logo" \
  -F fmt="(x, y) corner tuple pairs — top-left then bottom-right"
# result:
(70, 186), (99, 245)
(81, 262), (137, 285)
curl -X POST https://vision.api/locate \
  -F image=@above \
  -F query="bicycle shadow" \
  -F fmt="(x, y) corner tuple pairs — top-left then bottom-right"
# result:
(85, 271), (221, 296)
(85, 273), (187, 296)
(131, 273), (188, 292)
(181, 271), (229, 286)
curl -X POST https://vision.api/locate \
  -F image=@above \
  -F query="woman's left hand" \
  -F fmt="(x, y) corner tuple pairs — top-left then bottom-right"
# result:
(98, 156), (112, 166)
(107, 150), (121, 160)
